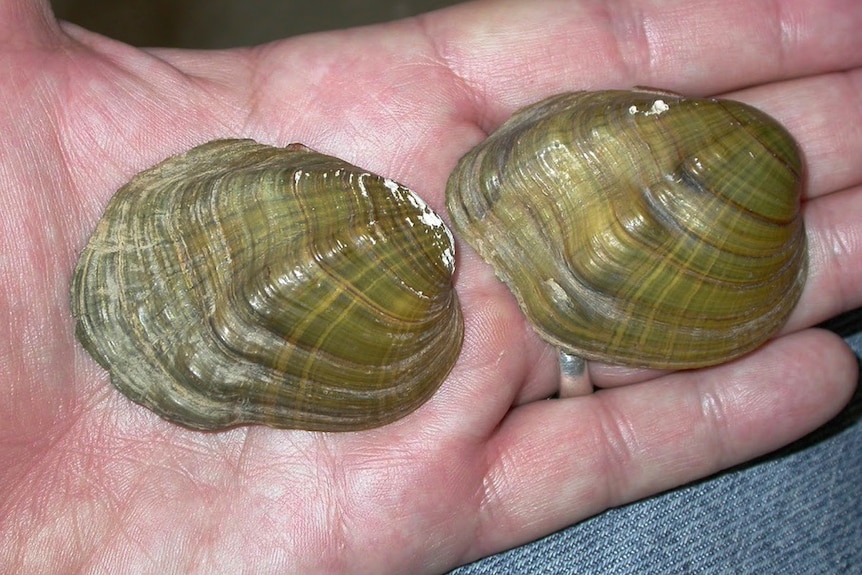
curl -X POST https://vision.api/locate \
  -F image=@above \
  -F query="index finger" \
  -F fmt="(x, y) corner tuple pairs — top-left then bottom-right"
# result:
(424, 0), (862, 127)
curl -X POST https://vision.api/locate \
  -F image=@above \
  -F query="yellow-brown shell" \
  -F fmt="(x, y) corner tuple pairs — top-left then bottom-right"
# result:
(446, 90), (806, 369)
(72, 139), (463, 431)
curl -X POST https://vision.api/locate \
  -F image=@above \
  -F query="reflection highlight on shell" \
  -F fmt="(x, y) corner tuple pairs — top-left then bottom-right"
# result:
(71, 139), (463, 431)
(446, 89), (807, 369)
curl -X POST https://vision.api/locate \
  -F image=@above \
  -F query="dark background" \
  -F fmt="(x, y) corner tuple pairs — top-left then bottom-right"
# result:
(51, 0), (467, 48)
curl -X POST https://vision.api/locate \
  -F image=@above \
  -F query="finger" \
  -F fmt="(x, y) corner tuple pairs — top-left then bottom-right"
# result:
(425, 0), (862, 126)
(793, 185), (862, 328)
(468, 327), (857, 561)
(0, 0), (61, 49)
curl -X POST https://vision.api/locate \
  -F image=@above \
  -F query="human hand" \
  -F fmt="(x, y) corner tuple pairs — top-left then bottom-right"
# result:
(1, 0), (859, 573)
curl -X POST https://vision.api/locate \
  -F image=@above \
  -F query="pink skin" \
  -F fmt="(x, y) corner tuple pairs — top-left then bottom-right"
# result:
(1, 0), (861, 573)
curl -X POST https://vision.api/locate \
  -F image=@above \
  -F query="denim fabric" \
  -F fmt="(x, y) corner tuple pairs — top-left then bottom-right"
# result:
(450, 327), (862, 574)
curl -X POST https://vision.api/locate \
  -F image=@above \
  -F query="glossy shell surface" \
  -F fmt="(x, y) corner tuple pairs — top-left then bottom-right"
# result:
(446, 90), (807, 369)
(72, 139), (463, 431)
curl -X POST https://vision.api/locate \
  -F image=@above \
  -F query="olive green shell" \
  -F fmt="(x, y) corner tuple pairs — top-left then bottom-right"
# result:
(446, 90), (807, 369)
(71, 139), (463, 431)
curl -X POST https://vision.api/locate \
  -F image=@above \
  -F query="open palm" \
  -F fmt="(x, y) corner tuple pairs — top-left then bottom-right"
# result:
(1, 0), (860, 573)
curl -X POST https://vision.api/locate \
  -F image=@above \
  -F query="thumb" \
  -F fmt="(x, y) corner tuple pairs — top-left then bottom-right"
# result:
(0, 0), (61, 49)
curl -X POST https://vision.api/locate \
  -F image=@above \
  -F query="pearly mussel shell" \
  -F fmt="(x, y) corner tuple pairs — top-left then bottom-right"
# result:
(72, 139), (463, 431)
(446, 90), (807, 369)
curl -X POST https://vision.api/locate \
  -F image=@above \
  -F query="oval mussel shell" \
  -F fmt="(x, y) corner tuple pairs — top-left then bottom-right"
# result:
(72, 139), (463, 431)
(446, 90), (807, 369)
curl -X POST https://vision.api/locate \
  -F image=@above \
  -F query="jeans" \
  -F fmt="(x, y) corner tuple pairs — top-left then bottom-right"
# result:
(451, 320), (862, 574)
